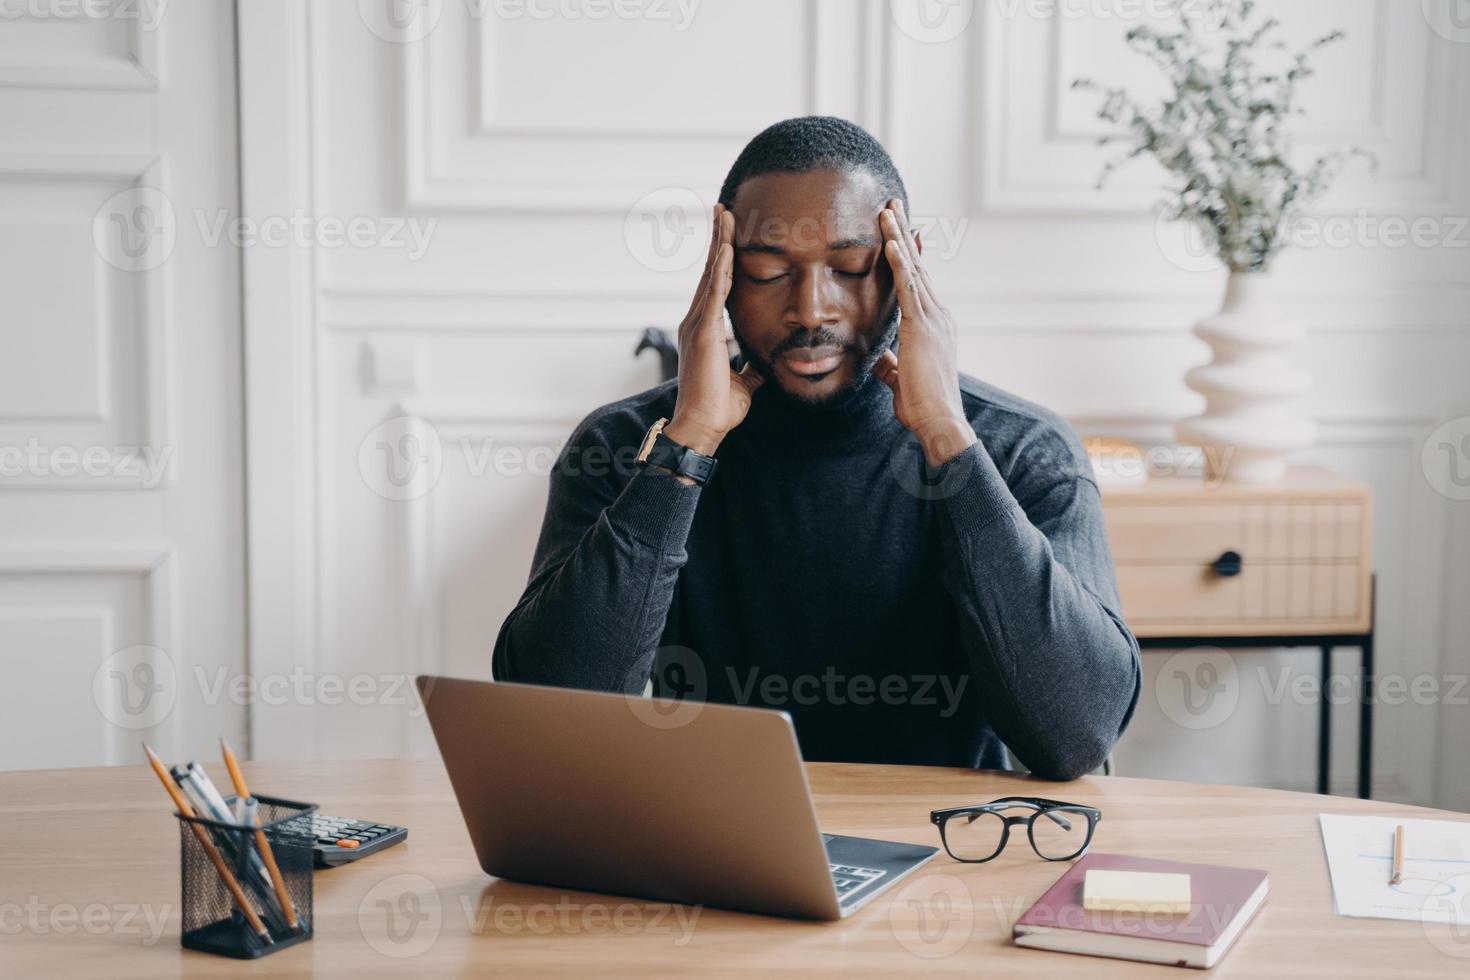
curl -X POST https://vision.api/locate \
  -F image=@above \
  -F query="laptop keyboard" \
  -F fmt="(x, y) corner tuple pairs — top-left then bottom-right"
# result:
(830, 863), (886, 900)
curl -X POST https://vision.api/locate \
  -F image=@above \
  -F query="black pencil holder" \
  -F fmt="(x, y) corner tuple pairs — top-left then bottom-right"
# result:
(176, 794), (317, 959)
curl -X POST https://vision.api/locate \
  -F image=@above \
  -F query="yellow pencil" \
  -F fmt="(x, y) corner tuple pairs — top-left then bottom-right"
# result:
(220, 739), (301, 932)
(143, 744), (273, 944)
(1391, 824), (1405, 886)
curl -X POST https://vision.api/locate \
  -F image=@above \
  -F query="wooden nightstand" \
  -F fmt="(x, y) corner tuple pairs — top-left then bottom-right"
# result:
(1100, 466), (1377, 798)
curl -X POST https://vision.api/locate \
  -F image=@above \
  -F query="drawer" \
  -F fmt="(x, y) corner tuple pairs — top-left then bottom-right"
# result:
(1105, 500), (1366, 564)
(1116, 562), (1368, 635)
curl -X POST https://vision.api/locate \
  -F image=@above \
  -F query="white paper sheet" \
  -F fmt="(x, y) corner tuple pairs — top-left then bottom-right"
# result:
(1318, 813), (1470, 923)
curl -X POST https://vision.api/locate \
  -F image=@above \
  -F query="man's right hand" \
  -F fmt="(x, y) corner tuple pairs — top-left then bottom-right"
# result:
(664, 203), (764, 457)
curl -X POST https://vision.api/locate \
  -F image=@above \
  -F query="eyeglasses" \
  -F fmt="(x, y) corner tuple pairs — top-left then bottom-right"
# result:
(930, 797), (1101, 863)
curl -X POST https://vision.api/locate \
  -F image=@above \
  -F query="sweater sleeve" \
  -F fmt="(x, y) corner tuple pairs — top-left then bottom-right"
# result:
(491, 412), (701, 693)
(930, 433), (1141, 780)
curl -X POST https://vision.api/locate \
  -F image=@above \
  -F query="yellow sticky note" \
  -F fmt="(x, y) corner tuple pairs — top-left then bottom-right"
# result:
(1082, 869), (1192, 914)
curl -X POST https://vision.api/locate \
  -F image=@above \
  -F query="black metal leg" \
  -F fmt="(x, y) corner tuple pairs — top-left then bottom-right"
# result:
(1318, 645), (1332, 796)
(1359, 627), (1375, 800)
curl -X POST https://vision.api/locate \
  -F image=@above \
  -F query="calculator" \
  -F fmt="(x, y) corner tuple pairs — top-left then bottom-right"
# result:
(309, 814), (408, 867)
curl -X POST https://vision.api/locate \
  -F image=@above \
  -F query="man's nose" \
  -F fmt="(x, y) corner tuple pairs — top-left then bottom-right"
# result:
(783, 267), (841, 330)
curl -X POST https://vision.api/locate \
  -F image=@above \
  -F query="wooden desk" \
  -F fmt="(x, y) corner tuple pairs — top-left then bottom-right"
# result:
(4, 760), (1466, 977)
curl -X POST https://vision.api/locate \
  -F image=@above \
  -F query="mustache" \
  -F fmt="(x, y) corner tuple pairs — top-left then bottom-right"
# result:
(769, 328), (855, 359)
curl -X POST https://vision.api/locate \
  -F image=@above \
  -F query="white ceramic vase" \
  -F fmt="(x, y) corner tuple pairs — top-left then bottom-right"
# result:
(1174, 270), (1316, 483)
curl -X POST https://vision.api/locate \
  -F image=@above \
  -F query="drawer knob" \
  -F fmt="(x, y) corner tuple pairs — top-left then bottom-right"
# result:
(1211, 550), (1243, 577)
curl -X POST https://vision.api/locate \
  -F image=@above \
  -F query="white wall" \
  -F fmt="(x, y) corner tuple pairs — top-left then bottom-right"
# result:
(244, 0), (1470, 807)
(0, 0), (247, 769)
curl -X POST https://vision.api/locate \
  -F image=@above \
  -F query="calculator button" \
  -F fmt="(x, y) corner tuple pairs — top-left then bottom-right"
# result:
(335, 839), (360, 848)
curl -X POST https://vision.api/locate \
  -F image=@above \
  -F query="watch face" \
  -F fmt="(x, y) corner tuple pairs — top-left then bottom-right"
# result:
(637, 418), (668, 462)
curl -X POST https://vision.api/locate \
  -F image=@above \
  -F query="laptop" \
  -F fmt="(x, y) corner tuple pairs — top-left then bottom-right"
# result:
(414, 676), (938, 920)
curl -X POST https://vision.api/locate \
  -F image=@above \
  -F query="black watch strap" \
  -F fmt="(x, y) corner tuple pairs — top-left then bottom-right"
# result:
(644, 432), (718, 485)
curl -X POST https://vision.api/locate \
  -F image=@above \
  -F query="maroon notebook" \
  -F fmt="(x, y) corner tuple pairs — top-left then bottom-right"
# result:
(1013, 853), (1269, 969)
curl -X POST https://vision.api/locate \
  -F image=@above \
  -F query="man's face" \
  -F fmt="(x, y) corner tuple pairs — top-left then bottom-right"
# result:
(725, 168), (909, 405)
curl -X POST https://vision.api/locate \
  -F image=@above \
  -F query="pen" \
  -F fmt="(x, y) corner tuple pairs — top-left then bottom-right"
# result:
(1390, 824), (1404, 886)
(221, 738), (302, 933)
(173, 764), (278, 922)
(143, 744), (273, 945)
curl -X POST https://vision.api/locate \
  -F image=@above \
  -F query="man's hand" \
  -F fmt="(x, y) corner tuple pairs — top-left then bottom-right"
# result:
(872, 198), (977, 467)
(664, 203), (764, 460)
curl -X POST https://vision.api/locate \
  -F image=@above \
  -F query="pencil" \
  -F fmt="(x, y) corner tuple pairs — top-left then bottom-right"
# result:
(1390, 824), (1405, 885)
(143, 744), (273, 945)
(220, 738), (301, 932)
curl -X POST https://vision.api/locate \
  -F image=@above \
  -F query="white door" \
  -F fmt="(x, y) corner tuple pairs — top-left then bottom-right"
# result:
(0, 0), (246, 768)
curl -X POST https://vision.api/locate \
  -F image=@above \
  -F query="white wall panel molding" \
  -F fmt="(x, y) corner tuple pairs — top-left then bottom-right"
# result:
(0, 150), (175, 489)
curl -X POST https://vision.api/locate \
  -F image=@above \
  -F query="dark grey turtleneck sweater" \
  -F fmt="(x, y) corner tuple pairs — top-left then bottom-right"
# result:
(492, 371), (1140, 779)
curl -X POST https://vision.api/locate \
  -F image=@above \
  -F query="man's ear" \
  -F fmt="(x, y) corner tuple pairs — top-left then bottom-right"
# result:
(913, 226), (924, 258)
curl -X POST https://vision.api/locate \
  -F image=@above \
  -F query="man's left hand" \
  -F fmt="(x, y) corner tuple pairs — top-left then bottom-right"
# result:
(872, 198), (977, 467)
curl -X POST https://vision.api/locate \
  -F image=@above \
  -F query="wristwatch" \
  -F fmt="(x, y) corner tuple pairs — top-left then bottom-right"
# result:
(636, 417), (719, 485)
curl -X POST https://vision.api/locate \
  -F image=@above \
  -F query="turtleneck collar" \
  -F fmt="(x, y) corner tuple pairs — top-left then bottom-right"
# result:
(733, 368), (902, 457)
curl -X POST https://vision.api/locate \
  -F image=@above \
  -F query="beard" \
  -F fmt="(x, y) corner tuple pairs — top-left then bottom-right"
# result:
(730, 304), (901, 415)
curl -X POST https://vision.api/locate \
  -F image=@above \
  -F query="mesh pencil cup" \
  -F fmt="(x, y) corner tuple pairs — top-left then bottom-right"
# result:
(175, 794), (317, 958)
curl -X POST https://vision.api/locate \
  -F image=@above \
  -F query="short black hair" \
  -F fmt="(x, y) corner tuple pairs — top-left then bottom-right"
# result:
(717, 115), (908, 213)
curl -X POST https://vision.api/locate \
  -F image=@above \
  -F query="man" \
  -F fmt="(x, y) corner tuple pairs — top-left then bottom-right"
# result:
(493, 116), (1140, 780)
